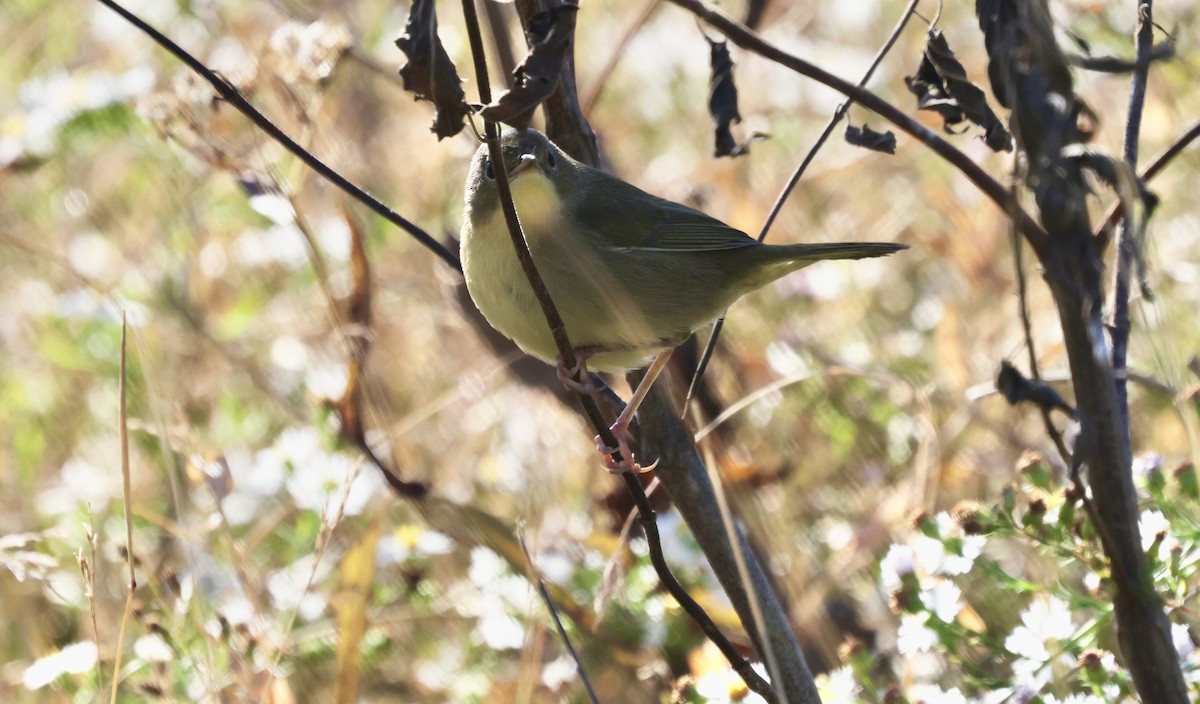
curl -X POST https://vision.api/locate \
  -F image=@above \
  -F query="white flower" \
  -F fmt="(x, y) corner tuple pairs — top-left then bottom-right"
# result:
(898, 612), (939, 654)
(1139, 510), (1170, 551)
(1173, 622), (1194, 661)
(693, 664), (768, 704)
(22, 641), (97, 689)
(818, 666), (859, 704)
(133, 633), (172, 662)
(912, 513), (985, 576)
(906, 683), (967, 704)
(541, 654), (578, 690)
(1132, 451), (1163, 477)
(920, 580), (964, 623)
(880, 543), (914, 590)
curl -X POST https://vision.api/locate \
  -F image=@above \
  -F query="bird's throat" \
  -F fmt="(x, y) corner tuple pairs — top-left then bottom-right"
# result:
(505, 170), (562, 238)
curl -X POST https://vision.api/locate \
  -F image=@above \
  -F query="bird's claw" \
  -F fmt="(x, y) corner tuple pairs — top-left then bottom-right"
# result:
(595, 424), (657, 475)
(556, 355), (598, 394)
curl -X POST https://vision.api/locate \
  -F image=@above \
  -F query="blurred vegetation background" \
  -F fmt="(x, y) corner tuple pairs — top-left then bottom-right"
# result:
(1, 0), (1197, 701)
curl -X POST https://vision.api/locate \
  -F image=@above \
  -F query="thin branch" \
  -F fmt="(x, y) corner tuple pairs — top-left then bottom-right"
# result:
(1010, 202), (1073, 468)
(664, 0), (1051, 258)
(1096, 118), (1200, 249)
(1110, 0), (1155, 444)
(687, 0), (921, 402)
(92, 0), (460, 273)
(579, 0), (660, 115)
(518, 525), (600, 704)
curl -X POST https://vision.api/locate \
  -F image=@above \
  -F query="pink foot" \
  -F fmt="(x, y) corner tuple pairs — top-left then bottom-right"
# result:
(594, 418), (658, 475)
(556, 350), (599, 394)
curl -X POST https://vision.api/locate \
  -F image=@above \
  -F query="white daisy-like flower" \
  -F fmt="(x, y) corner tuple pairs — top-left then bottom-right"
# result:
(818, 666), (859, 704)
(880, 543), (915, 590)
(898, 612), (939, 654)
(920, 579), (964, 623)
(1138, 509), (1170, 551)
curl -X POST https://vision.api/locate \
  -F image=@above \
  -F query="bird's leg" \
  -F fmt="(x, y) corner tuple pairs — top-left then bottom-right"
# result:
(596, 349), (674, 474)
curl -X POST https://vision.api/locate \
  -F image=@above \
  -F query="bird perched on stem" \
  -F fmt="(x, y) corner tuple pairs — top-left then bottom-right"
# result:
(461, 128), (905, 472)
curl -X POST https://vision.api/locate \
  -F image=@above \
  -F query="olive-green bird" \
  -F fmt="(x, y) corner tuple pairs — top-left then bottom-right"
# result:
(461, 128), (905, 471)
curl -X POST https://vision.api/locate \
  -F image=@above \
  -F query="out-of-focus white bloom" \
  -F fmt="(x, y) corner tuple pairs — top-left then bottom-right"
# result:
(905, 683), (967, 704)
(1173, 622), (1195, 661)
(693, 664), (768, 704)
(1139, 509), (1170, 551)
(541, 654), (578, 690)
(376, 525), (453, 565)
(1042, 694), (1105, 704)
(22, 641), (98, 689)
(476, 611), (525, 650)
(133, 633), (172, 662)
(281, 431), (383, 518)
(898, 612), (939, 654)
(1132, 451), (1163, 478)
(266, 554), (328, 621)
(817, 666), (859, 704)
(912, 513), (986, 576)
(920, 579), (963, 623)
(1005, 595), (1074, 662)
(880, 543), (915, 590)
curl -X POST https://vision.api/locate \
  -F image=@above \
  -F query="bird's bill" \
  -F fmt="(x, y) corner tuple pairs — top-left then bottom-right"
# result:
(509, 153), (537, 178)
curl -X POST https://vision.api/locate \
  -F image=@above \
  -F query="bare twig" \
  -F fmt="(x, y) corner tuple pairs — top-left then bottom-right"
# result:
(579, 0), (660, 115)
(518, 525), (600, 704)
(92, 0), (460, 273)
(1096, 118), (1200, 249)
(1110, 1), (1156, 439)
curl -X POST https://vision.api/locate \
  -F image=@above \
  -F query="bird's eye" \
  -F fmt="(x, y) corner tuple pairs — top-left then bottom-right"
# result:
(483, 160), (495, 180)
(546, 149), (557, 169)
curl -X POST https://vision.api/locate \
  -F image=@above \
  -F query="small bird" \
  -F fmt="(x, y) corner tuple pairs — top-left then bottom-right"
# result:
(461, 128), (905, 471)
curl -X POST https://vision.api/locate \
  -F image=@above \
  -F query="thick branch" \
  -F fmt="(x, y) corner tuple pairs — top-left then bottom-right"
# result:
(638, 382), (819, 704)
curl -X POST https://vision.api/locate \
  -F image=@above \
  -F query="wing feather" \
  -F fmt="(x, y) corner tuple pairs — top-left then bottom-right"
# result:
(570, 168), (759, 253)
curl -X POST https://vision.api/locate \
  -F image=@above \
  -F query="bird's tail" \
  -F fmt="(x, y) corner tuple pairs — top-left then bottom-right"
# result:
(778, 241), (909, 262)
(742, 241), (907, 290)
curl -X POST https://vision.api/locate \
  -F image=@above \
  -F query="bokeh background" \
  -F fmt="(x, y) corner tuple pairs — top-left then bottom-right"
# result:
(1, 0), (1198, 701)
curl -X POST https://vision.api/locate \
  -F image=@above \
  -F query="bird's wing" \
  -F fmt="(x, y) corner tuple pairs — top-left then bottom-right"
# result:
(574, 174), (759, 253)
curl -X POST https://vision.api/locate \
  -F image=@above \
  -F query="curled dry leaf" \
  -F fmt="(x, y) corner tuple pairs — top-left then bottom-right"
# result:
(707, 37), (747, 158)
(395, 0), (470, 140)
(996, 360), (1076, 417)
(905, 30), (1012, 153)
(480, 0), (580, 130)
(845, 123), (897, 155)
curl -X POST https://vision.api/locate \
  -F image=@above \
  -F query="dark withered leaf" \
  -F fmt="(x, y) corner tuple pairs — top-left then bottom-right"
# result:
(707, 38), (750, 157)
(480, 0), (579, 130)
(395, 0), (470, 140)
(977, 0), (1074, 111)
(997, 361), (1076, 416)
(845, 123), (897, 154)
(905, 30), (1012, 152)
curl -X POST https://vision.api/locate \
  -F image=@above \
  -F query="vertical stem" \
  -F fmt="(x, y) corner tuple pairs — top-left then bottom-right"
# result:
(1110, 1), (1154, 438)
